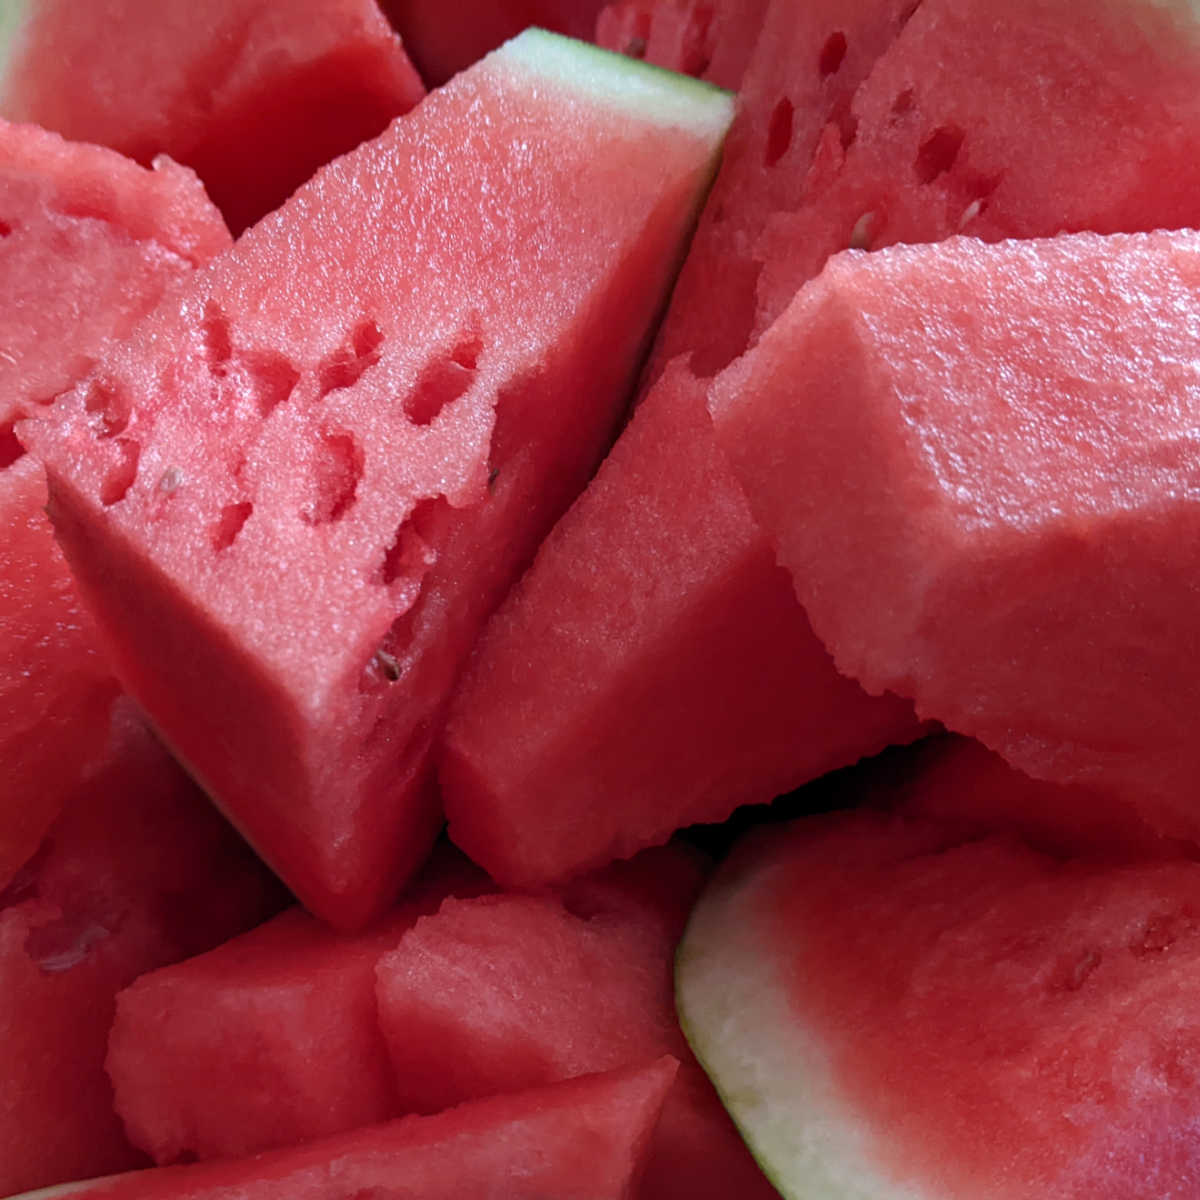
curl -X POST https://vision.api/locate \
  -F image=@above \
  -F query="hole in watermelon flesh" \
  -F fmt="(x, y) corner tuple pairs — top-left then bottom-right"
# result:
(211, 500), (253, 551)
(915, 123), (965, 184)
(100, 437), (140, 506)
(84, 377), (130, 439)
(820, 32), (848, 78)
(301, 429), (363, 525)
(0, 422), (24, 469)
(0, 219), (11, 237)
(202, 300), (233, 373)
(765, 98), (795, 167)
(377, 495), (448, 587)
(317, 319), (384, 398)
(891, 88), (916, 117)
(403, 332), (481, 426)
(241, 349), (301, 417)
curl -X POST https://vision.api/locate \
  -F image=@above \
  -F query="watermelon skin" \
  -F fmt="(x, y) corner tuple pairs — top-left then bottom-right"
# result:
(20, 34), (734, 929)
(381, 1), (609, 86)
(708, 230), (1200, 843)
(106, 848), (489, 1165)
(10, 1061), (679, 1200)
(0, 1), (426, 234)
(679, 810), (1200, 1199)
(593, 0), (769, 90)
(374, 844), (778, 1200)
(0, 700), (285, 1197)
(443, 358), (921, 887)
(0, 121), (230, 891)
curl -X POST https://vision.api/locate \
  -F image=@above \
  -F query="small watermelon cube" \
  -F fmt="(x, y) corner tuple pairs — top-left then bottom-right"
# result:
(21, 31), (734, 930)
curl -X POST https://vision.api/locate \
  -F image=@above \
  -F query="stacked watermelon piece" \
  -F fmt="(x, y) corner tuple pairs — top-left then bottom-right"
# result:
(10, 0), (1200, 1197)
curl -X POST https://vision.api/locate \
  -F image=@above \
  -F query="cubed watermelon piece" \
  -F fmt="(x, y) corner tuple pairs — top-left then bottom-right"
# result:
(678, 809), (1200, 1197)
(106, 848), (488, 1165)
(21, 32), (734, 929)
(442, 357), (921, 886)
(593, 0), (768, 89)
(709, 229), (1200, 844)
(10, 1061), (679, 1200)
(380, 1), (608, 85)
(0, 0), (425, 233)
(0, 700), (284, 1196)
(374, 844), (777, 1200)
(0, 120), (230, 891)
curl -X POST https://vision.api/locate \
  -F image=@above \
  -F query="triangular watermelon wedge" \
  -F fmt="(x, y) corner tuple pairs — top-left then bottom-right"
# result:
(22, 31), (733, 929)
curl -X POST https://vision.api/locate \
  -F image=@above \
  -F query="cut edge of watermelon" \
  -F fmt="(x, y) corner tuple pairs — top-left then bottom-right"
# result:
(676, 832), (924, 1200)
(497, 27), (734, 137)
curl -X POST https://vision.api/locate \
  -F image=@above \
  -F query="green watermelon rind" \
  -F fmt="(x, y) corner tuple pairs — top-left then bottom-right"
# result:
(675, 835), (928, 1200)
(497, 27), (734, 140)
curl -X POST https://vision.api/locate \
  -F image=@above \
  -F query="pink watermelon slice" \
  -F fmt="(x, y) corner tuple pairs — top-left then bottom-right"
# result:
(21, 30), (734, 930)
(0, 0), (425, 233)
(7, 1061), (679, 1200)
(0, 120), (230, 892)
(708, 229), (1200, 845)
(593, 0), (769, 89)
(677, 808), (1200, 1198)
(0, 700), (283, 1196)
(106, 847), (488, 1165)
(373, 843), (776, 1200)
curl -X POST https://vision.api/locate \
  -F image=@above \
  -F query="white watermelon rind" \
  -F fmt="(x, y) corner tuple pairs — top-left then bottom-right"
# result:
(495, 27), (735, 143)
(675, 832), (929, 1200)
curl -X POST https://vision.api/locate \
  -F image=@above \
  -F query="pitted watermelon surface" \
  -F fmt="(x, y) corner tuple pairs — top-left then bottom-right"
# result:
(21, 30), (733, 928)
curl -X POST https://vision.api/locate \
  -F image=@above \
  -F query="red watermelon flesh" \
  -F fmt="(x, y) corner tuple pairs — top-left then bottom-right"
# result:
(106, 847), (489, 1166)
(593, 0), (769, 90)
(0, 699), (284, 1197)
(443, 358), (921, 887)
(876, 735), (1197, 866)
(753, 0), (1200, 339)
(374, 843), (776, 1200)
(0, 121), (230, 891)
(380, 1), (609, 86)
(7, 1061), (679, 1200)
(0, 0), (425, 234)
(20, 32), (734, 930)
(438, 0), (929, 889)
(678, 810), (1200, 1198)
(709, 230), (1200, 843)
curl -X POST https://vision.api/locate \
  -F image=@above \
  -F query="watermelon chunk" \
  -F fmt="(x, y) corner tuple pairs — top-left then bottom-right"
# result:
(0, 120), (230, 890)
(708, 229), (1200, 842)
(21, 32), (734, 929)
(0, 0), (425, 233)
(106, 848), (488, 1165)
(6, 1061), (679, 1200)
(374, 844), (777, 1200)
(678, 809), (1200, 1198)
(0, 700), (283, 1196)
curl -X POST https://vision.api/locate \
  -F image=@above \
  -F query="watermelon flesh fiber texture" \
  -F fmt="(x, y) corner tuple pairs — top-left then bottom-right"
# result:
(679, 809), (1200, 1199)
(440, 0), (928, 889)
(5, 1061), (679, 1200)
(20, 32), (734, 930)
(0, 120), (230, 892)
(105, 846), (490, 1165)
(0, 699), (285, 1197)
(0, 0), (426, 233)
(373, 842), (778, 1200)
(709, 228), (1200, 844)
(442, 0), (1200, 889)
